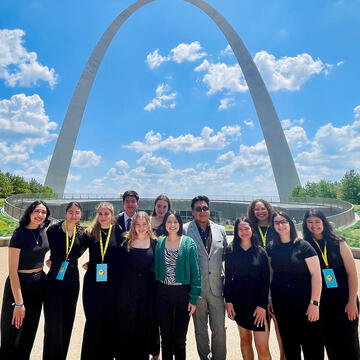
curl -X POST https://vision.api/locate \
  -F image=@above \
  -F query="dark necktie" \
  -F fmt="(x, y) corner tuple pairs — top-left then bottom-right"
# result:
(126, 218), (132, 231)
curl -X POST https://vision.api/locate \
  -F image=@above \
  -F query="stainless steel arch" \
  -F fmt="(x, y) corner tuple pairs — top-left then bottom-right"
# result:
(45, 0), (300, 201)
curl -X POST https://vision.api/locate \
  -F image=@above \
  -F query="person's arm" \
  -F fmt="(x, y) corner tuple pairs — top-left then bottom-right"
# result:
(224, 248), (235, 320)
(340, 241), (359, 320)
(188, 241), (201, 312)
(8, 247), (25, 329)
(304, 255), (322, 322)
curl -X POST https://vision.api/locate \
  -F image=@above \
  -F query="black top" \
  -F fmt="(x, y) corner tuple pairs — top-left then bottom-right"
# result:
(82, 225), (123, 282)
(9, 226), (49, 270)
(266, 239), (317, 305)
(254, 225), (274, 247)
(306, 237), (349, 307)
(224, 244), (269, 309)
(47, 221), (87, 278)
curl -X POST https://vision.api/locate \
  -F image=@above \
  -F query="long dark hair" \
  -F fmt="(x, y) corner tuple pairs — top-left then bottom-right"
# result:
(161, 211), (183, 236)
(247, 199), (275, 227)
(302, 209), (344, 244)
(152, 194), (171, 216)
(271, 211), (299, 246)
(19, 200), (51, 228)
(233, 217), (259, 250)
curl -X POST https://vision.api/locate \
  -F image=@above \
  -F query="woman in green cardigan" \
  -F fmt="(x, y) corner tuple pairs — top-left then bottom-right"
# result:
(155, 210), (201, 360)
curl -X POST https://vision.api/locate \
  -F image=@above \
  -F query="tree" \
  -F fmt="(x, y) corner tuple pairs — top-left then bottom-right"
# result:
(304, 182), (319, 197)
(317, 180), (339, 199)
(0, 171), (13, 198)
(29, 179), (43, 193)
(290, 184), (306, 198)
(339, 170), (360, 204)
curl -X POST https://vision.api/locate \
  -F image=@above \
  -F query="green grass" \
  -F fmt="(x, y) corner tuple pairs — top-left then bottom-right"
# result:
(340, 205), (360, 248)
(0, 198), (18, 237)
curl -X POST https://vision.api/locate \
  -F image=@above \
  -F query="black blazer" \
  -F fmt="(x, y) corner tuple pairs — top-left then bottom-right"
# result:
(116, 213), (126, 231)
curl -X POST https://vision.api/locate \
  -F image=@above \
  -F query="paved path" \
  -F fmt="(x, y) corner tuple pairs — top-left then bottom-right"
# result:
(1, 247), (359, 359)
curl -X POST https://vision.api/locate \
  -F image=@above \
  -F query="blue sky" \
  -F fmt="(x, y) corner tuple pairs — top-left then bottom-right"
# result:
(0, 0), (359, 199)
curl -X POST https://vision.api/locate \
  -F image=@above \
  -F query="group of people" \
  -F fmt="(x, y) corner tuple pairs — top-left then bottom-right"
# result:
(0, 192), (359, 360)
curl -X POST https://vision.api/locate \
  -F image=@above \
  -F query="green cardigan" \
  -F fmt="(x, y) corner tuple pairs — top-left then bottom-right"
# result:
(155, 235), (202, 305)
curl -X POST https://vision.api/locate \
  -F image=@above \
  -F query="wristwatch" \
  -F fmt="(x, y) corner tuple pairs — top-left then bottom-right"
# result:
(310, 300), (320, 306)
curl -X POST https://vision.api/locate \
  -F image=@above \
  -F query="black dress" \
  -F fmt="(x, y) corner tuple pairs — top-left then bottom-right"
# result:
(80, 225), (123, 360)
(266, 240), (323, 360)
(115, 239), (157, 360)
(43, 222), (86, 360)
(307, 237), (360, 359)
(224, 243), (269, 331)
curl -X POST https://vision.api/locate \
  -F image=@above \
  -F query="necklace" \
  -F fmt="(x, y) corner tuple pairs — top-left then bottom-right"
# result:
(30, 228), (41, 245)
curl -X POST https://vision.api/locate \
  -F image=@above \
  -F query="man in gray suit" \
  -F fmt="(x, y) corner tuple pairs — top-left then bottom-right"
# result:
(183, 195), (227, 360)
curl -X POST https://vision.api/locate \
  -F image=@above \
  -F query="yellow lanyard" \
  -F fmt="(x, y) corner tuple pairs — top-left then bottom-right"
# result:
(258, 225), (269, 247)
(64, 221), (76, 261)
(312, 238), (329, 268)
(99, 224), (112, 263)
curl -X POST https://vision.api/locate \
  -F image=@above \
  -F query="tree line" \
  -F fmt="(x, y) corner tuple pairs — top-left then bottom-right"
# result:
(0, 171), (54, 198)
(290, 169), (360, 205)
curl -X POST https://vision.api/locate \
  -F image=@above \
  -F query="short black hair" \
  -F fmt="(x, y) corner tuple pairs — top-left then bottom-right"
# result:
(19, 200), (51, 228)
(65, 201), (82, 213)
(161, 210), (183, 236)
(122, 190), (139, 202)
(191, 195), (210, 210)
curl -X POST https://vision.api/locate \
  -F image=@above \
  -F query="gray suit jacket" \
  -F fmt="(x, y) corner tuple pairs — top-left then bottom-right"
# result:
(183, 220), (227, 297)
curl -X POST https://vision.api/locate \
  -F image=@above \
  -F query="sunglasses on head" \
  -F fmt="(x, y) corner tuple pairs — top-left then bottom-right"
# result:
(194, 206), (209, 212)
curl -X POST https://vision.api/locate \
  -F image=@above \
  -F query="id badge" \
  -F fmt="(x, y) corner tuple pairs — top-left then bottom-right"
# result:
(56, 261), (69, 280)
(96, 263), (108, 282)
(323, 268), (338, 288)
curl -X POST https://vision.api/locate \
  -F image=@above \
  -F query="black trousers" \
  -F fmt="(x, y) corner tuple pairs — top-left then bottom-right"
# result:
(157, 283), (191, 360)
(81, 271), (117, 360)
(0, 271), (46, 360)
(273, 299), (324, 360)
(43, 267), (80, 360)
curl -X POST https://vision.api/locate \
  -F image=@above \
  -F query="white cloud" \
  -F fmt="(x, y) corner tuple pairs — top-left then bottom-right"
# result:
(68, 174), (81, 182)
(136, 153), (172, 174)
(220, 45), (233, 57)
(281, 118), (305, 129)
(253, 51), (324, 91)
(115, 160), (129, 169)
(144, 83), (177, 111)
(146, 41), (206, 68)
(218, 97), (235, 110)
(0, 93), (57, 164)
(244, 119), (254, 127)
(195, 60), (247, 94)
(124, 125), (241, 153)
(196, 51), (325, 95)
(71, 150), (101, 168)
(146, 49), (170, 69)
(0, 29), (58, 87)
(284, 126), (309, 149)
(354, 105), (360, 119)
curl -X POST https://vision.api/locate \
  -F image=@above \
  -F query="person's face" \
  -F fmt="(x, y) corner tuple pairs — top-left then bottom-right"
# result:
(253, 202), (269, 223)
(273, 215), (290, 237)
(306, 216), (324, 238)
(155, 200), (169, 219)
(66, 205), (82, 224)
(29, 204), (47, 227)
(98, 207), (113, 228)
(192, 200), (210, 225)
(237, 221), (252, 241)
(123, 196), (139, 217)
(165, 214), (180, 235)
(135, 217), (149, 236)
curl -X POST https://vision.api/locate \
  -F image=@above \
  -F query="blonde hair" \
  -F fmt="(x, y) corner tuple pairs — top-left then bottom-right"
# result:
(125, 211), (156, 251)
(85, 202), (115, 242)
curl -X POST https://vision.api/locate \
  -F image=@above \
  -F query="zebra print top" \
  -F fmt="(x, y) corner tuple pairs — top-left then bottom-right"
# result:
(161, 247), (182, 285)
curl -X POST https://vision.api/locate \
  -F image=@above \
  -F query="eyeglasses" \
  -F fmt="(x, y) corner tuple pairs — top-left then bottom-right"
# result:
(33, 209), (47, 215)
(274, 220), (289, 226)
(194, 206), (209, 212)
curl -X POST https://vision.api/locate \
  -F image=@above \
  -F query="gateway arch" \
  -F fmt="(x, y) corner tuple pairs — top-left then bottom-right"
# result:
(44, 0), (301, 201)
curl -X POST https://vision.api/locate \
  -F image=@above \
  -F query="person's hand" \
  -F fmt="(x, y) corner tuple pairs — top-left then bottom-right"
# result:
(12, 305), (25, 329)
(345, 300), (359, 321)
(188, 303), (196, 316)
(82, 262), (89, 270)
(306, 303), (319, 322)
(253, 306), (266, 328)
(45, 258), (52, 268)
(226, 303), (236, 320)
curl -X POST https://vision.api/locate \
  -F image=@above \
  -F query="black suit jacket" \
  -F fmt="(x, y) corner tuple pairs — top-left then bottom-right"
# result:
(116, 213), (126, 231)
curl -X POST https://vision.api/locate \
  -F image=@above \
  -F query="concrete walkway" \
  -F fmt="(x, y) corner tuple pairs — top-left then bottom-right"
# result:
(1, 248), (359, 359)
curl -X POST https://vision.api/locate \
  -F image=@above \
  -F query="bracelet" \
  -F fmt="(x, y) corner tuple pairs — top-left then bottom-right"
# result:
(310, 299), (320, 306)
(12, 302), (24, 307)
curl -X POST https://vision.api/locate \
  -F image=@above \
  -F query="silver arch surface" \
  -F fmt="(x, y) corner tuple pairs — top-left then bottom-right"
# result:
(45, 0), (300, 201)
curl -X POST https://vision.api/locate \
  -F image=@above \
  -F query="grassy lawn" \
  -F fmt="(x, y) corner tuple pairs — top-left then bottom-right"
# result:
(340, 205), (360, 248)
(0, 199), (18, 237)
